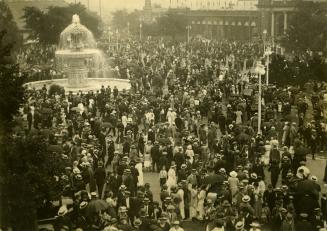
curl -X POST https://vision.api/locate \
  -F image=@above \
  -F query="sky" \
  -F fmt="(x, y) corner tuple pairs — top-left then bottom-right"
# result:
(66, 0), (169, 12)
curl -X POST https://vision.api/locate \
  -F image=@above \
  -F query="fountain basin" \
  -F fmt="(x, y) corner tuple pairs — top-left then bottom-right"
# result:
(25, 78), (131, 94)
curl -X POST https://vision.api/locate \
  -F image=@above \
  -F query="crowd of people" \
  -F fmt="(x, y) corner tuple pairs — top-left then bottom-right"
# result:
(21, 37), (327, 231)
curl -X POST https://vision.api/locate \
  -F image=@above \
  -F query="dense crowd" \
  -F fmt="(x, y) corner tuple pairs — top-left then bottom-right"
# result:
(21, 37), (327, 231)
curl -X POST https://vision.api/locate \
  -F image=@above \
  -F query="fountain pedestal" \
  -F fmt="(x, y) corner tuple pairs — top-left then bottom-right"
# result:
(56, 50), (95, 88)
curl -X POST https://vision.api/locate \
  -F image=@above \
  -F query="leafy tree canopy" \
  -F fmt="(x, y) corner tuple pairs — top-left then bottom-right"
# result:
(110, 10), (187, 39)
(0, 134), (64, 230)
(282, 2), (327, 53)
(23, 3), (102, 45)
(0, 2), (22, 62)
(0, 3), (26, 131)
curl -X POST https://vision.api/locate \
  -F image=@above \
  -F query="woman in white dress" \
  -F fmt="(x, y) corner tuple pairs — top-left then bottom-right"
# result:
(197, 185), (206, 221)
(166, 165), (177, 192)
(188, 184), (198, 219)
(228, 171), (239, 198)
(121, 113), (128, 130)
(135, 159), (144, 186)
(262, 141), (271, 166)
(235, 110), (243, 125)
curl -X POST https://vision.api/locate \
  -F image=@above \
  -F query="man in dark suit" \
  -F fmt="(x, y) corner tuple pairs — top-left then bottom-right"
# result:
(129, 194), (143, 225)
(94, 161), (106, 199)
(151, 142), (161, 172)
(105, 171), (121, 197)
(142, 197), (154, 218)
(139, 208), (153, 231)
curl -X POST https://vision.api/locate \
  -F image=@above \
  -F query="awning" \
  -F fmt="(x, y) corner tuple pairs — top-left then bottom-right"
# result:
(251, 21), (256, 27)
(244, 21), (249, 26)
(219, 21), (224, 25)
(237, 21), (242, 26)
(231, 21), (236, 26)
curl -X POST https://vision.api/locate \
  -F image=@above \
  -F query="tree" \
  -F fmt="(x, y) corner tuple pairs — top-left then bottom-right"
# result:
(110, 9), (188, 39)
(0, 4), (63, 230)
(282, 2), (327, 53)
(156, 12), (188, 39)
(110, 9), (142, 36)
(0, 3), (26, 130)
(23, 3), (102, 45)
(0, 2), (22, 62)
(0, 134), (64, 230)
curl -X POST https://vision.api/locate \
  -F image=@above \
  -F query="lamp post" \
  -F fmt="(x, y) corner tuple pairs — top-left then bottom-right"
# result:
(263, 29), (267, 53)
(255, 61), (266, 135)
(264, 46), (272, 85)
(116, 29), (119, 51)
(108, 26), (111, 43)
(139, 23), (143, 41)
(186, 25), (191, 43)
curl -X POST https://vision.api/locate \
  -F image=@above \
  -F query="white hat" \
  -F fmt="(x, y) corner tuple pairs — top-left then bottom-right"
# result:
(58, 205), (68, 216)
(91, 192), (97, 197)
(242, 195), (251, 203)
(80, 201), (88, 209)
(311, 175), (318, 182)
(73, 168), (81, 174)
(250, 173), (258, 179)
(230, 171), (237, 178)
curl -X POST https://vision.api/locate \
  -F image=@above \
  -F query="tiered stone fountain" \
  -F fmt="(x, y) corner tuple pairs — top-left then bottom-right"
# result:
(55, 14), (105, 88)
(26, 15), (130, 93)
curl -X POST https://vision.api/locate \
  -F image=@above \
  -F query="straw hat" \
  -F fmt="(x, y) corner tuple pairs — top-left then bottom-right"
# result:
(230, 171), (237, 178)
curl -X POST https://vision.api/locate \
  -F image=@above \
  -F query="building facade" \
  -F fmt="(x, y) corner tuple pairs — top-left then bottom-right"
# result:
(257, 0), (297, 39)
(168, 0), (261, 40)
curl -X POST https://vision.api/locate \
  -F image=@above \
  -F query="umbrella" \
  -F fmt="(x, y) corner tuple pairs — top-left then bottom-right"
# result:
(297, 179), (317, 196)
(70, 107), (81, 112)
(86, 199), (109, 216)
(41, 108), (52, 114)
(236, 132), (250, 143)
(158, 137), (171, 145)
(202, 174), (224, 185)
(47, 145), (63, 153)
(294, 146), (309, 157)
(102, 122), (113, 128)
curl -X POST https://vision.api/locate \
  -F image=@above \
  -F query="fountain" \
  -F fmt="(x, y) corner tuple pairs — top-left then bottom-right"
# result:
(25, 15), (130, 93)
(55, 14), (106, 88)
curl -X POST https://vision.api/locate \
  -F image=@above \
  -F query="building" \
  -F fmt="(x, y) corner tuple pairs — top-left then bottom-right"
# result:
(141, 0), (168, 24)
(143, 0), (153, 23)
(257, 0), (298, 39)
(169, 0), (262, 40)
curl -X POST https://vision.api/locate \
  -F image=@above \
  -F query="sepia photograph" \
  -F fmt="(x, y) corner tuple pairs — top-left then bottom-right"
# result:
(0, 0), (327, 230)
